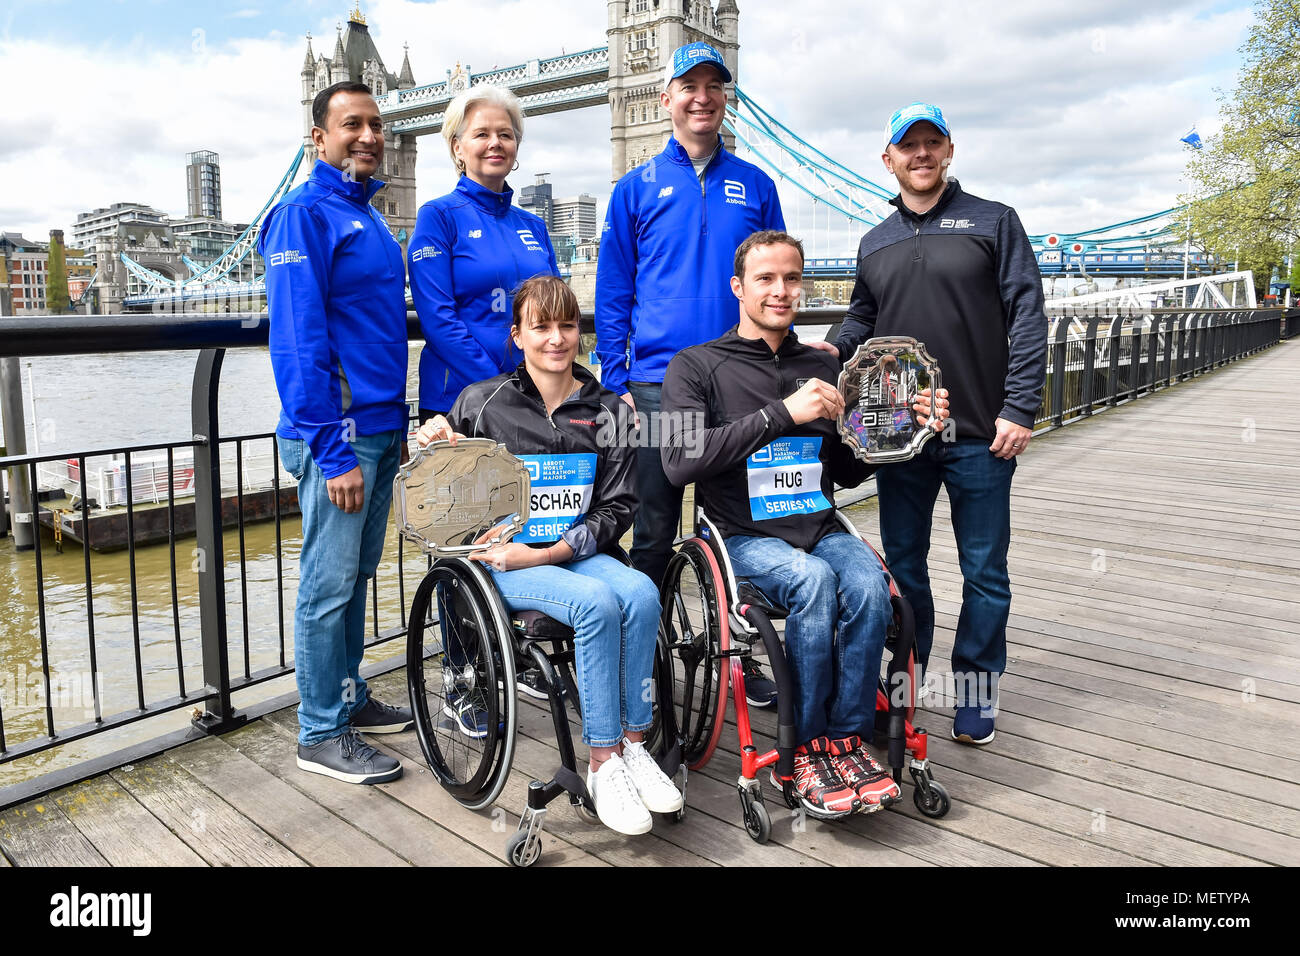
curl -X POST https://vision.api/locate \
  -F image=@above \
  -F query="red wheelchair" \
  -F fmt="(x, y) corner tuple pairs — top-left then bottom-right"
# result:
(658, 508), (950, 842)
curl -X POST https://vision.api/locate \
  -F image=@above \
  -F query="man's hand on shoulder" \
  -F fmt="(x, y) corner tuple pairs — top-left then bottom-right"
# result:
(807, 340), (839, 357)
(327, 466), (365, 513)
(783, 377), (844, 425)
(989, 417), (1033, 459)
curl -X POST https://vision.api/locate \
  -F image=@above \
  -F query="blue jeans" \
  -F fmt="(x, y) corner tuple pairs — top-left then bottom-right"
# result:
(489, 553), (660, 748)
(627, 382), (682, 590)
(875, 438), (1014, 707)
(726, 532), (892, 743)
(279, 430), (402, 745)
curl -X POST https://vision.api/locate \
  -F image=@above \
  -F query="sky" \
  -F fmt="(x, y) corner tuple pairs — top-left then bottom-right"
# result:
(0, 0), (1259, 258)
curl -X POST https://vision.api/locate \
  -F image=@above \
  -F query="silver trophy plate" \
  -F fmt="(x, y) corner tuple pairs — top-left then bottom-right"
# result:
(837, 336), (942, 463)
(393, 438), (529, 555)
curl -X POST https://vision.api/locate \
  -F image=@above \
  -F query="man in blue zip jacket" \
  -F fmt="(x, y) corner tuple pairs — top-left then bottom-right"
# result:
(820, 103), (1047, 745)
(260, 81), (414, 785)
(595, 42), (784, 704)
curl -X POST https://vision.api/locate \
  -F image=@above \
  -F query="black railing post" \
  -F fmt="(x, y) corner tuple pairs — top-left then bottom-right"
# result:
(190, 348), (245, 735)
(1081, 316), (1101, 415)
(1160, 314), (1175, 387)
(1049, 317), (1068, 427)
(1107, 315), (1124, 406)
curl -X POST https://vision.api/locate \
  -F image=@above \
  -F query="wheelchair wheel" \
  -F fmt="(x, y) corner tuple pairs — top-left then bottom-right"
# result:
(660, 539), (730, 769)
(406, 558), (517, 810)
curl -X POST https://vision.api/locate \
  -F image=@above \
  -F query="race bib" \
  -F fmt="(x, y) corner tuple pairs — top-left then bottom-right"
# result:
(516, 453), (597, 543)
(746, 438), (830, 521)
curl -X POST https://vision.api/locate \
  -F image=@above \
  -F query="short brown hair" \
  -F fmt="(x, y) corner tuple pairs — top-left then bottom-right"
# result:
(511, 275), (580, 331)
(733, 230), (805, 281)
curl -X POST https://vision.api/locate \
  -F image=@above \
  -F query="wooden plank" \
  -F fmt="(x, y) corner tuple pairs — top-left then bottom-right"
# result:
(927, 631), (1300, 776)
(225, 719), (500, 868)
(0, 799), (109, 867)
(51, 774), (207, 866)
(169, 734), (408, 867)
(913, 710), (1300, 865)
(1004, 641), (1300, 729)
(918, 693), (1300, 838)
(112, 755), (305, 867)
(983, 651), (1300, 767)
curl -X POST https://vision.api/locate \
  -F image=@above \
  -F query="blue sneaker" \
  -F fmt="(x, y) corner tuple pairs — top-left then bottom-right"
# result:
(443, 690), (490, 739)
(951, 706), (995, 745)
(742, 659), (778, 709)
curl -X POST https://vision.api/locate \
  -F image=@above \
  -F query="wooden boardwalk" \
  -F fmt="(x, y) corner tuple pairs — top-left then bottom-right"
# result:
(2, 341), (1297, 867)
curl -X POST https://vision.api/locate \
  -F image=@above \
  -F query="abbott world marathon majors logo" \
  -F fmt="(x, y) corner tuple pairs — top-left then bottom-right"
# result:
(411, 244), (443, 262)
(517, 228), (545, 253)
(268, 249), (308, 267)
(50, 886), (151, 936)
(724, 180), (748, 206)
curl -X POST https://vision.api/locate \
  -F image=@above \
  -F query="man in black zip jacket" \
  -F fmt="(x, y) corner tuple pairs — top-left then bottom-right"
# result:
(824, 103), (1047, 746)
(661, 230), (948, 819)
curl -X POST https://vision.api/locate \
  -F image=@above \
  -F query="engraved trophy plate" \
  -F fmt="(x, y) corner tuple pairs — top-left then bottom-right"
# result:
(837, 336), (943, 464)
(393, 438), (529, 555)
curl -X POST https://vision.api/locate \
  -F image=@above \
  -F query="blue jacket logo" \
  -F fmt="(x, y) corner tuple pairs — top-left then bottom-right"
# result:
(724, 179), (747, 205)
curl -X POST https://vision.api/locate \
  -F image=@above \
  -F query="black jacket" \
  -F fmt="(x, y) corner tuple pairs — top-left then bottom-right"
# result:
(448, 363), (638, 559)
(661, 326), (871, 552)
(835, 180), (1047, 442)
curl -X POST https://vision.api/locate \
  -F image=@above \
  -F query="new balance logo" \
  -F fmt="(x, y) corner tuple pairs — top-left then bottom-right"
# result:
(412, 245), (442, 261)
(940, 218), (973, 229)
(352, 220), (364, 230)
(468, 229), (482, 238)
(724, 180), (747, 206)
(268, 250), (308, 266)
(658, 186), (674, 199)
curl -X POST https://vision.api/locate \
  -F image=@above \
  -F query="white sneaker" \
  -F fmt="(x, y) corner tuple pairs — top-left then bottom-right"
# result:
(587, 754), (653, 836)
(620, 738), (684, 814)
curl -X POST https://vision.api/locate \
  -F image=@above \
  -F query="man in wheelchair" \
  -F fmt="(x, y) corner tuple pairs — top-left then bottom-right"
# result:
(661, 230), (948, 818)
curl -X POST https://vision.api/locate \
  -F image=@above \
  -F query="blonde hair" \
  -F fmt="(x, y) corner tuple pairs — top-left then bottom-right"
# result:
(441, 85), (525, 171)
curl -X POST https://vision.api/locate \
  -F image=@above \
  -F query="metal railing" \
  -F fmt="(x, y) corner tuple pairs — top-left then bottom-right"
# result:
(0, 305), (1290, 806)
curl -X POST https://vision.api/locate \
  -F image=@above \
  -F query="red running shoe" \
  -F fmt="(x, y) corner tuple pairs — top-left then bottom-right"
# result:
(828, 735), (901, 811)
(770, 736), (860, 818)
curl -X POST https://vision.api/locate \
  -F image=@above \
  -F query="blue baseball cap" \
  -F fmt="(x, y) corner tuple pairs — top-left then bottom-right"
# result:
(664, 42), (732, 89)
(884, 102), (950, 148)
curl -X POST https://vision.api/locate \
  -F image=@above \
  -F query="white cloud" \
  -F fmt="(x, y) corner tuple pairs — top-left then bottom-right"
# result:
(0, 0), (1256, 258)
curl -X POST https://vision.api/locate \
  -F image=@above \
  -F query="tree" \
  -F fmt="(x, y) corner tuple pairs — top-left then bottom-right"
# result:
(46, 230), (70, 314)
(1178, 0), (1299, 295)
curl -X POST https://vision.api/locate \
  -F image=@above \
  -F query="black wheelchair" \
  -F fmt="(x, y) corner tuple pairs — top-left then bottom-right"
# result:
(658, 507), (950, 842)
(405, 554), (685, 867)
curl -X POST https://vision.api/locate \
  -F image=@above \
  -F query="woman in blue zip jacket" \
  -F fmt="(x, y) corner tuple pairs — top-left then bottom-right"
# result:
(408, 84), (559, 421)
(416, 275), (683, 837)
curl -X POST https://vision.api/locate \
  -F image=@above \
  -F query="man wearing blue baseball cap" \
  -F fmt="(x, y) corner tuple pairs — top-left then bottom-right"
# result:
(595, 41), (787, 708)
(817, 103), (1047, 746)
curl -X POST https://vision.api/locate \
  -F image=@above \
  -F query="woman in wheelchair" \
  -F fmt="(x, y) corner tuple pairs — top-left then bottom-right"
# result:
(416, 274), (683, 836)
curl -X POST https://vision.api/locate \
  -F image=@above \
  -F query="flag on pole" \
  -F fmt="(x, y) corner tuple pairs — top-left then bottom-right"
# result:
(1180, 128), (1203, 149)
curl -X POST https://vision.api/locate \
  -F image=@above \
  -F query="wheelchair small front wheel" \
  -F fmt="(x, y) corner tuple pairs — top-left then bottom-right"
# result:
(504, 829), (542, 867)
(741, 792), (771, 844)
(913, 779), (951, 818)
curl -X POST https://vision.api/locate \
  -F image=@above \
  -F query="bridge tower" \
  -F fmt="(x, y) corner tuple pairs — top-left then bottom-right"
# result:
(298, 5), (418, 246)
(606, 0), (739, 181)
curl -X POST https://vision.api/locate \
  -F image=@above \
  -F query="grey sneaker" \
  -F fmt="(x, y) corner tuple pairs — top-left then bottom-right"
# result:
(297, 728), (402, 784)
(350, 696), (414, 734)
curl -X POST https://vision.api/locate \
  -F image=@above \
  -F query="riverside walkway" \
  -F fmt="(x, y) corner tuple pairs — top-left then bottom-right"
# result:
(1, 339), (1297, 867)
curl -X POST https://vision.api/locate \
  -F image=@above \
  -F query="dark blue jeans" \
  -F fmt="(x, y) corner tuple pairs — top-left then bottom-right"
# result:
(627, 382), (683, 590)
(875, 438), (1014, 707)
(726, 532), (892, 743)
